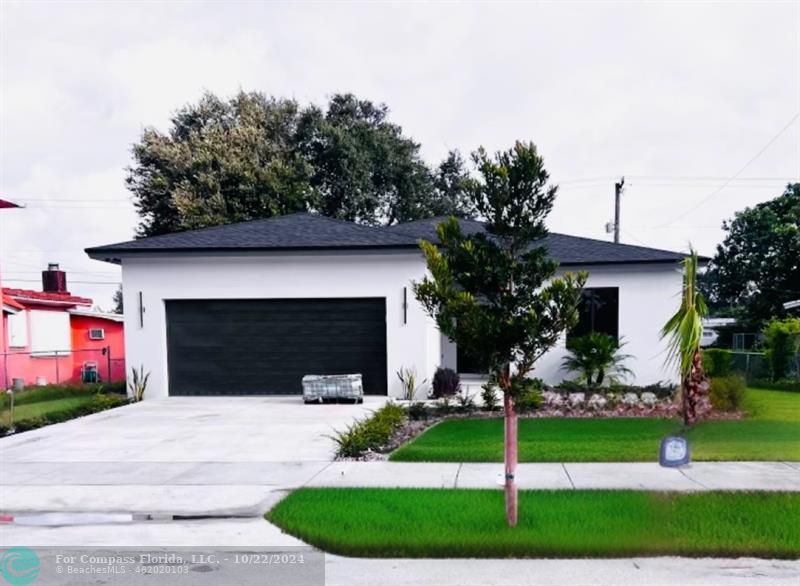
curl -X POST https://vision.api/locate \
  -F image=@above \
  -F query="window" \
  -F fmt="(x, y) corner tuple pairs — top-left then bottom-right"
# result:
(7, 311), (28, 348)
(457, 345), (490, 375)
(29, 310), (71, 356)
(568, 287), (619, 341)
(89, 328), (105, 340)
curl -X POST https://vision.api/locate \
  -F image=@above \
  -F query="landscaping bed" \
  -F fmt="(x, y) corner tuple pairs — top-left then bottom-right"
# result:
(388, 388), (799, 462)
(267, 488), (800, 559)
(1, 382), (129, 435)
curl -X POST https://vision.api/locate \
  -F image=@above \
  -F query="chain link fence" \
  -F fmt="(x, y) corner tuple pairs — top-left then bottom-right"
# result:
(727, 351), (800, 382)
(1, 347), (126, 390)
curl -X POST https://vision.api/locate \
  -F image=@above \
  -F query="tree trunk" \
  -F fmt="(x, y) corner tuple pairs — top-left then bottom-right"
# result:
(504, 392), (519, 527)
(681, 349), (711, 427)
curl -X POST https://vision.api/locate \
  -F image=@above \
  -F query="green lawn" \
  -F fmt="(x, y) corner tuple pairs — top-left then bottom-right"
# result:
(267, 488), (800, 558)
(390, 388), (800, 462)
(2, 395), (96, 424)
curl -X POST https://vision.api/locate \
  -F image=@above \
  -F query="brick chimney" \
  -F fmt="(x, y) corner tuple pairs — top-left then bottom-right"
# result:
(42, 262), (69, 294)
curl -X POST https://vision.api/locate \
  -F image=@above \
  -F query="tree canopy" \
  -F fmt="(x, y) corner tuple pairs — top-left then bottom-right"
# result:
(127, 91), (472, 236)
(702, 183), (800, 328)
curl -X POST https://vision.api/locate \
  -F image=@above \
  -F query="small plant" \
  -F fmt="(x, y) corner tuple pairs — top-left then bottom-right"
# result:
(702, 349), (734, 378)
(396, 367), (427, 401)
(562, 333), (633, 388)
(329, 403), (407, 458)
(763, 318), (800, 382)
(129, 365), (150, 402)
(407, 401), (430, 420)
(709, 376), (746, 412)
(514, 378), (544, 413)
(456, 390), (476, 412)
(480, 382), (499, 411)
(431, 367), (461, 399)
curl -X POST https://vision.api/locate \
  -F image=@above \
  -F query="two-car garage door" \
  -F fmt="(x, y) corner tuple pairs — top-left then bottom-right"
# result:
(166, 298), (387, 395)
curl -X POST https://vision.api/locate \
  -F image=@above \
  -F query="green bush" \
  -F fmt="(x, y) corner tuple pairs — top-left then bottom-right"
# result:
(0, 382), (127, 409)
(703, 348), (734, 377)
(407, 402), (430, 420)
(6, 393), (128, 434)
(514, 379), (544, 413)
(763, 318), (800, 381)
(330, 403), (407, 458)
(710, 376), (746, 412)
(480, 383), (499, 411)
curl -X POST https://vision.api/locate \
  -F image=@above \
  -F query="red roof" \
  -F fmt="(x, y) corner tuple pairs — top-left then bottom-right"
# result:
(0, 198), (21, 209)
(2, 287), (92, 307)
(2, 295), (24, 311)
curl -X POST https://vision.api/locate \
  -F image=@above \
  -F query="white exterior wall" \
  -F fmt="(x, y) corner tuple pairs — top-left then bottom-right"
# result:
(120, 252), (440, 399)
(119, 251), (681, 399)
(533, 264), (682, 385)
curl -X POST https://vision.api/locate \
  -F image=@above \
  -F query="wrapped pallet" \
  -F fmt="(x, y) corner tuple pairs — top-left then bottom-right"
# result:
(302, 373), (363, 403)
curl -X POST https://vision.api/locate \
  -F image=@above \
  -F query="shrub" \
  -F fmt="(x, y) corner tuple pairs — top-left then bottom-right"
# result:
(431, 368), (460, 399)
(514, 379), (544, 413)
(703, 349), (734, 378)
(330, 403), (407, 458)
(709, 376), (746, 412)
(480, 383), (499, 411)
(763, 318), (800, 381)
(407, 402), (430, 420)
(562, 333), (633, 388)
(606, 381), (677, 400)
(129, 365), (150, 402)
(456, 390), (476, 412)
(0, 382), (126, 409)
(8, 393), (128, 434)
(396, 367), (427, 401)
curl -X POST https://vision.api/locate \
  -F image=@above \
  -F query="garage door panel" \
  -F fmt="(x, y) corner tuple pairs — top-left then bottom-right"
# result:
(166, 298), (387, 395)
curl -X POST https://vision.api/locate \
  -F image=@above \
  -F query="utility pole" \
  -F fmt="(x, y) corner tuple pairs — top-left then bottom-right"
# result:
(613, 177), (624, 244)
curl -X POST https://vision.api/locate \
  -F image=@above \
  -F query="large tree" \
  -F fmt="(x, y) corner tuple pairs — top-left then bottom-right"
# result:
(702, 184), (800, 328)
(128, 91), (472, 236)
(414, 142), (586, 526)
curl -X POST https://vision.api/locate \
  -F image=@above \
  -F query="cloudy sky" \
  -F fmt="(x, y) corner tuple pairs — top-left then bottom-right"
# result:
(1, 1), (798, 308)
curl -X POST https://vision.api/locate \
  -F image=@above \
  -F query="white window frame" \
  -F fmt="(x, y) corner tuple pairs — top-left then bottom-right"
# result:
(89, 328), (106, 340)
(29, 310), (71, 356)
(7, 311), (28, 348)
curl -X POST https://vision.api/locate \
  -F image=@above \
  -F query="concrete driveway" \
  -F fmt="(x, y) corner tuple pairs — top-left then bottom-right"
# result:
(0, 396), (385, 515)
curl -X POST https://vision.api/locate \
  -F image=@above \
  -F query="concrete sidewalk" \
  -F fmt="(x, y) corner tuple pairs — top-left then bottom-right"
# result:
(2, 460), (797, 516)
(307, 461), (800, 491)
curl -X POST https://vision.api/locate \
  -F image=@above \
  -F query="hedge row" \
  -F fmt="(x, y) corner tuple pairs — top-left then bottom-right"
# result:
(0, 381), (127, 409)
(0, 393), (129, 435)
(329, 403), (407, 458)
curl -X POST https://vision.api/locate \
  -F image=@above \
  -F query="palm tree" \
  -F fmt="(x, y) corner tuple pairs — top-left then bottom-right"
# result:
(661, 248), (711, 426)
(562, 332), (633, 388)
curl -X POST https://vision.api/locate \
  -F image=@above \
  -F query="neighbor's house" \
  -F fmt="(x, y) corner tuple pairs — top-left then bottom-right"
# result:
(1, 264), (125, 388)
(86, 213), (687, 399)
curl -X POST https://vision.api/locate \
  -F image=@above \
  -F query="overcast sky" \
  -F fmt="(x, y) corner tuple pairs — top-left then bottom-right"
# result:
(1, 1), (798, 308)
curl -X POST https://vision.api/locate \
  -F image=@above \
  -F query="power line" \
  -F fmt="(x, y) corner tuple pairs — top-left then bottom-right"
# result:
(656, 111), (800, 227)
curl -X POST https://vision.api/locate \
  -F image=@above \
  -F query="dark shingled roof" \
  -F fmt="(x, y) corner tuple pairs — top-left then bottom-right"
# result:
(87, 212), (687, 265)
(387, 216), (688, 265)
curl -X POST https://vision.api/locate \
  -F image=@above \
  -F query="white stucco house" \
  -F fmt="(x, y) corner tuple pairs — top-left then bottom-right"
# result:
(86, 213), (687, 399)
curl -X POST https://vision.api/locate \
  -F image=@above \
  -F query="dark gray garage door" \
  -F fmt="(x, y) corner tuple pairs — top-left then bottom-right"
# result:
(166, 298), (387, 395)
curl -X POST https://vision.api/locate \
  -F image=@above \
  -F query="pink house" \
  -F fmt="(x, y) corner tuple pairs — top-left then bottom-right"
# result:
(1, 264), (125, 389)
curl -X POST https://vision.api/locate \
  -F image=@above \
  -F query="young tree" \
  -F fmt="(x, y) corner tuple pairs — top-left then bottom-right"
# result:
(413, 142), (586, 526)
(661, 249), (711, 426)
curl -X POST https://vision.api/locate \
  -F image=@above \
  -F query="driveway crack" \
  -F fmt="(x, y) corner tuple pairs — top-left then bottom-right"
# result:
(453, 463), (463, 488)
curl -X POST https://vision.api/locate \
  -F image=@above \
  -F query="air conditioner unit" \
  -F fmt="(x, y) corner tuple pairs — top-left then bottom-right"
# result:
(89, 328), (105, 340)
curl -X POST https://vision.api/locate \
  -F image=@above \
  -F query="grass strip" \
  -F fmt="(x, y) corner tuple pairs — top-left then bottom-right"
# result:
(390, 389), (800, 462)
(267, 488), (800, 559)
